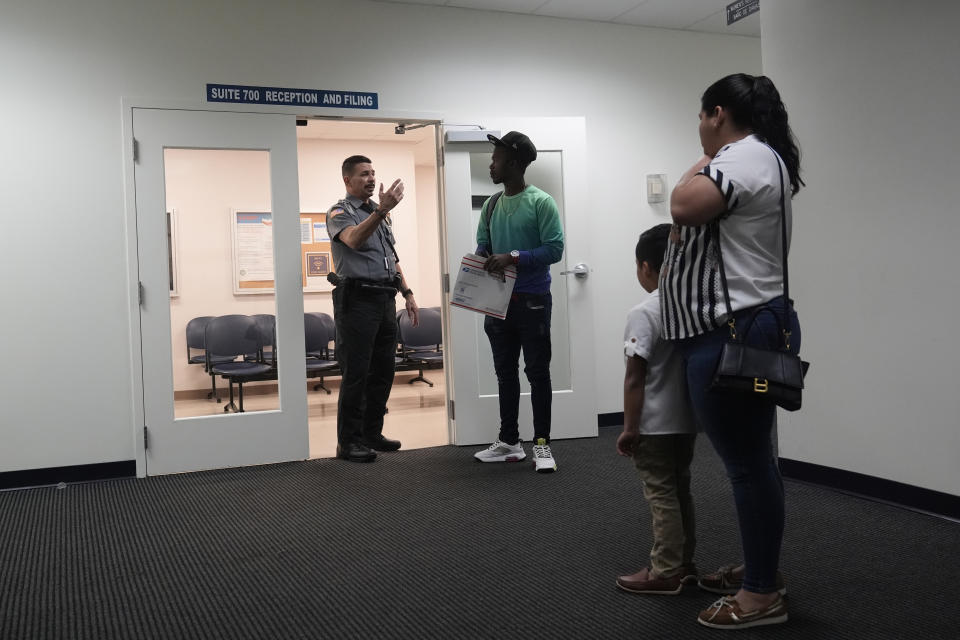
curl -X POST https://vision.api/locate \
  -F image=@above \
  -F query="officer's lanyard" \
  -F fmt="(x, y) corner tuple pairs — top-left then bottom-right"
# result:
(359, 201), (400, 272)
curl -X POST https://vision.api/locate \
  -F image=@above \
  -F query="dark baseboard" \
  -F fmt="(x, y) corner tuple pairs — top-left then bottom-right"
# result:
(0, 461), (136, 491)
(598, 412), (624, 428)
(779, 458), (960, 521)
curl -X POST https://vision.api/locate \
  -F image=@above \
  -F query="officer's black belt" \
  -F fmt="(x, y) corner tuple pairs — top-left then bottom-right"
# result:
(352, 278), (398, 294)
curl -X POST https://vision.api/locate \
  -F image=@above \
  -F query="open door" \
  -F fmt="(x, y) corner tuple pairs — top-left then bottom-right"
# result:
(133, 108), (308, 475)
(443, 117), (597, 444)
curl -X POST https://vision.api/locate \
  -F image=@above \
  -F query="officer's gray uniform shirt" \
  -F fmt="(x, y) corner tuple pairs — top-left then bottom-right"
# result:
(327, 194), (398, 281)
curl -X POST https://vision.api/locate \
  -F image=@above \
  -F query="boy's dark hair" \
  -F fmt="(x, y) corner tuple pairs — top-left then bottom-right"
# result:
(342, 155), (372, 176)
(635, 224), (672, 271)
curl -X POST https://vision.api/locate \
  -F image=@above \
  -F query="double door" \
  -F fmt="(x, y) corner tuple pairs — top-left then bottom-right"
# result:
(132, 109), (598, 475)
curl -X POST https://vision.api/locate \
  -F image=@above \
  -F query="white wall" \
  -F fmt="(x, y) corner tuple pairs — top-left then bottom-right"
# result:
(0, 0), (759, 472)
(762, 1), (960, 495)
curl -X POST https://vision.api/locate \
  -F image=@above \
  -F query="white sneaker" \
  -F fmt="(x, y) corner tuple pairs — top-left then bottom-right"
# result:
(474, 439), (526, 463)
(532, 438), (557, 473)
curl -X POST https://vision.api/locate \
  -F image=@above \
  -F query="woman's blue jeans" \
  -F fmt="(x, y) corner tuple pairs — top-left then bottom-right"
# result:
(677, 296), (801, 594)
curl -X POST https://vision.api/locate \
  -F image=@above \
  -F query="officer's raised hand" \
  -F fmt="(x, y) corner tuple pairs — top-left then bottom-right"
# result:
(377, 179), (405, 214)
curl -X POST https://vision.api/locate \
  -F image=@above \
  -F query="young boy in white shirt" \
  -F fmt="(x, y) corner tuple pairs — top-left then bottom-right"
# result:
(615, 223), (699, 595)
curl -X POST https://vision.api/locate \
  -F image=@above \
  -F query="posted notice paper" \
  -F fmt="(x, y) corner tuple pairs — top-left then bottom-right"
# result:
(450, 253), (517, 319)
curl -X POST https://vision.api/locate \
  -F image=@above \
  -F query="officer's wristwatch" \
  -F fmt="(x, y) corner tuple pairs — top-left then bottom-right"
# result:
(401, 288), (413, 299)
(510, 250), (520, 265)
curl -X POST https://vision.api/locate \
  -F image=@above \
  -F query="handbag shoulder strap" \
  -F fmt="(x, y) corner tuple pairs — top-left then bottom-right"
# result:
(715, 144), (790, 339)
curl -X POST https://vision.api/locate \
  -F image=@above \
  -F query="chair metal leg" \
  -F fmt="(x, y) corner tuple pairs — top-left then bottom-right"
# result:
(408, 365), (434, 387)
(224, 379), (238, 413)
(237, 381), (245, 413)
(312, 377), (332, 394)
(207, 373), (221, 403)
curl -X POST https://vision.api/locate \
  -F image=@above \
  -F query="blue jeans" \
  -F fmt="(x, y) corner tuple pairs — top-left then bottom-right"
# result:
(483, 293), (552, 445)
(678, 296), (801, 594)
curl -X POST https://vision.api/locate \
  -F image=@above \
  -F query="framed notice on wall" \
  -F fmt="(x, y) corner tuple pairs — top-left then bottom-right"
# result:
(300, 212), (334, 292)
(231, 210), (276, 294)
(231, 210), (336, 294)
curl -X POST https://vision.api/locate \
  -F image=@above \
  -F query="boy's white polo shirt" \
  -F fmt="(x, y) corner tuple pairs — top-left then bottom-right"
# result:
(624, 290), (697, 435)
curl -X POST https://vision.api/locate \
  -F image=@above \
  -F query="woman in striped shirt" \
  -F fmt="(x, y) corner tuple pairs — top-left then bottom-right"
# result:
(664, 74), (803, 630)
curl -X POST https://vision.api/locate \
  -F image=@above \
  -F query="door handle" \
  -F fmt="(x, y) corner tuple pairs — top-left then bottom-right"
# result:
(560, 263), (590, 279)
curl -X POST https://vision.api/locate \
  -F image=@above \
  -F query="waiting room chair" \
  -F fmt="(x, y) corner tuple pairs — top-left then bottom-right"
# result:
(396, 307), (444, 386)
(204, 314), (274, 413)
(245, 313), (276, 364)
(185, 315), (236, 403)
(304, 313), (339, 394)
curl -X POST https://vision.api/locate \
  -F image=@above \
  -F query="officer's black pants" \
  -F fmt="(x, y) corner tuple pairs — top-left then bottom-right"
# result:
(332, 286), (398, 445)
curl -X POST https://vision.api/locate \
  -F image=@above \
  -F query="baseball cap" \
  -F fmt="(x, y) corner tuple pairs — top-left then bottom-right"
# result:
(487, 131), (537, 165)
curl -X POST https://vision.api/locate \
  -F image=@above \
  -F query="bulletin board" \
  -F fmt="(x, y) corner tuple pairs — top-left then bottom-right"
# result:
(231, 210), (335, 295)
(299, 212), (334, 292)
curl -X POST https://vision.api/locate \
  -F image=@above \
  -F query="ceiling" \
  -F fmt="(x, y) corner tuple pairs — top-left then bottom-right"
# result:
(297, 120), (436, 143)
(297, 119), (439, 166)
(371, 0), (760, 37)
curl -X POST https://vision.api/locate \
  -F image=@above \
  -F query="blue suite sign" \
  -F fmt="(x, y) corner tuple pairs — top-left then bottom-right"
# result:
(207, 84), (378, 110)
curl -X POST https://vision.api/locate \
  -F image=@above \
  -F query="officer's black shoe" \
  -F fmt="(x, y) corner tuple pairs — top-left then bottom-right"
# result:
(336, 442), (377, 462)
(362, 435), (402, 452)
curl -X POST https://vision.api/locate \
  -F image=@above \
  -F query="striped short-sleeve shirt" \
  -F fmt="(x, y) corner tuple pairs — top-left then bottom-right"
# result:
(660, 134), (792, 340)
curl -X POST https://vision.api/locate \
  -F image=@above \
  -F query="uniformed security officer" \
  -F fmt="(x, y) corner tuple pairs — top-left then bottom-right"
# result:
(327, 155), (419, 463)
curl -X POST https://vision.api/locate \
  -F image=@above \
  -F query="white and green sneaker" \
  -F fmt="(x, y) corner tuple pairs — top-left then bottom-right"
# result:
(474, 439), (526, 463)
(532, 438), (557, 473)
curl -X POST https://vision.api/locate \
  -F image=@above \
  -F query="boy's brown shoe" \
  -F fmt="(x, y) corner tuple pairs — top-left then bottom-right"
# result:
(698, 565), (787, 596)
(616, 568), (688, 595)
(697, 594), (788, 629)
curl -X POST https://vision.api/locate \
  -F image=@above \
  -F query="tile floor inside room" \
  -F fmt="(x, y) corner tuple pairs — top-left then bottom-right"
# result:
(174, 368), (449, 459)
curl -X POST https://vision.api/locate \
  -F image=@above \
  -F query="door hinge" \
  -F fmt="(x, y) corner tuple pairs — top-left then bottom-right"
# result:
(143, 425), (149, 450)
(442, 273), (450, 293)
(133, 138), (139, 164)
(448, 399), (455, 420)
(138, 281), (145, 307)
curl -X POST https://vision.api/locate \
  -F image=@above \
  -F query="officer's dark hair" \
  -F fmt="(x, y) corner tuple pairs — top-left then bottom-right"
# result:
(701, 73), (804, 195)
(635, 224), (672, 272)
(342, 155), (372, 177)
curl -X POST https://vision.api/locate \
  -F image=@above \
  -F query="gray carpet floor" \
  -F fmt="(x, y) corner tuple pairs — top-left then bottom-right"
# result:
(1, 426), (958, 639)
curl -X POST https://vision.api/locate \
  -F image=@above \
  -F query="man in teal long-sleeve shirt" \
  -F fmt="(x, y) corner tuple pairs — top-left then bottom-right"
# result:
(473, 131), (564, 473)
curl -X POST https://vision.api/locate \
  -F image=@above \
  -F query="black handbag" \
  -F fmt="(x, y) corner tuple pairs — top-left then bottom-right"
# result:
(710, 146), (810, 411)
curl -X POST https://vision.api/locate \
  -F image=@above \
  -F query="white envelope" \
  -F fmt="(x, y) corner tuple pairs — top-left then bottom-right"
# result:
(449, 253), (517, 319)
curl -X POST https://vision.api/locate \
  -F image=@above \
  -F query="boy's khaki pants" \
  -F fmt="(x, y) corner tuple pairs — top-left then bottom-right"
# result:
(633, 433), (697, 577)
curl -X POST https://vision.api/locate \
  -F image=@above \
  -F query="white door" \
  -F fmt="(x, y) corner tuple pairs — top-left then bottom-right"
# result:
(133, 108), (308, 475)
(443, 117), (597, 444)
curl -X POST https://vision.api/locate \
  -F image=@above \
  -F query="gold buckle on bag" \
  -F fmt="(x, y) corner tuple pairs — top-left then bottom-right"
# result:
(754, 378), (769, 393)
